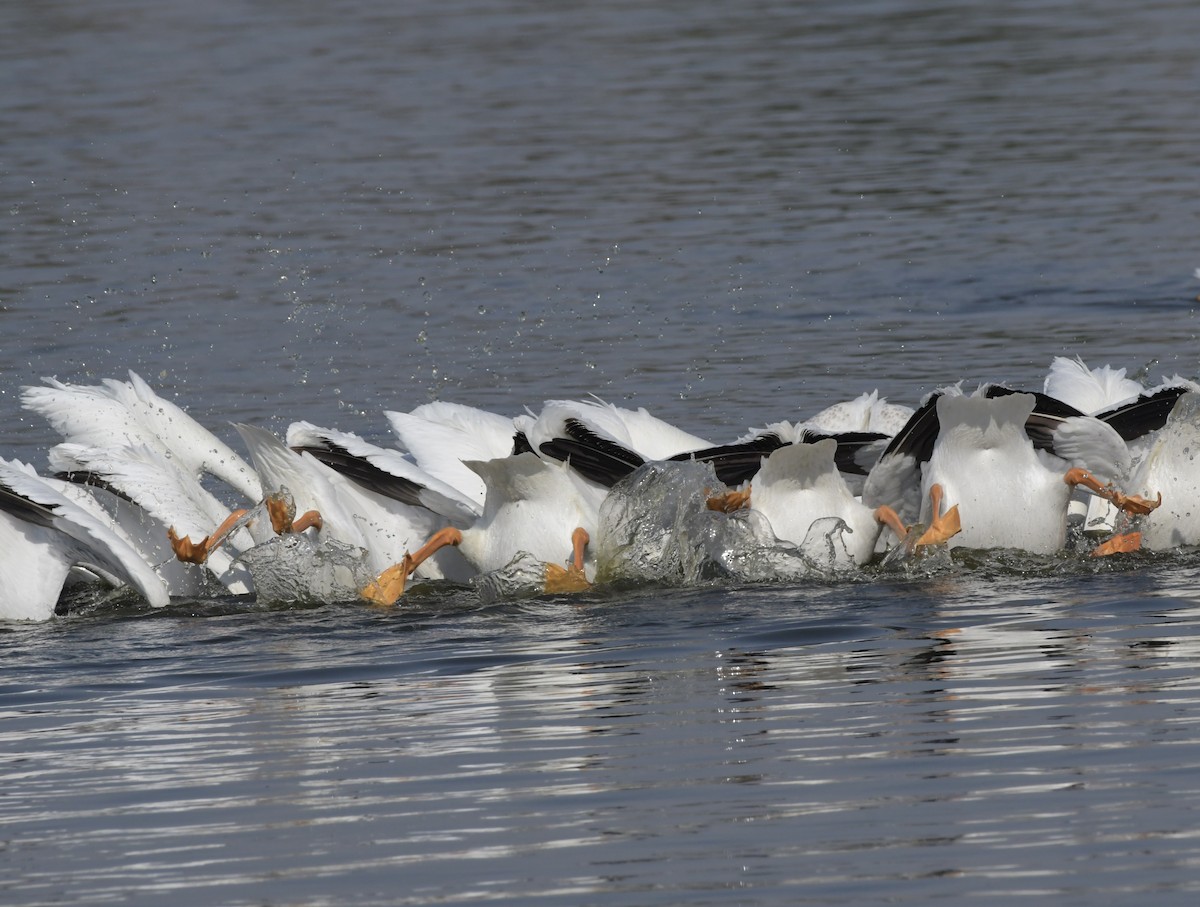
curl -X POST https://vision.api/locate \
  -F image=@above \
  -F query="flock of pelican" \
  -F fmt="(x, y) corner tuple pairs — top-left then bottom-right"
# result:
(3, 356), (1199, 622)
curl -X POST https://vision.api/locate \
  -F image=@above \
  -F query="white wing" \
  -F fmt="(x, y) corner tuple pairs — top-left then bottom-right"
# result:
(287, 421), (479, 524)
(386, 402), (519, 505)
(22, 371), (262, 502)
(0, 458), (170, 617)
(46, 442), (255, 593)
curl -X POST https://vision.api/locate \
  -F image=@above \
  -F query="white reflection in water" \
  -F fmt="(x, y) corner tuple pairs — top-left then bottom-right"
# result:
(5, 583), (1200, 906)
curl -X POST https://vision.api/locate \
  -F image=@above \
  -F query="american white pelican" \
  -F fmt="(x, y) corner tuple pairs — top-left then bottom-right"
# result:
(398, 452), (606, 600)
(727, 438), (902, 567)
(1043, 357), (1195, 537)
(1, 458), (170, 621)
(920, 393), (1078, 553)
(909, 391), (1155, 555)
(1125, 392), (1200, 550)
(21, 371), (262, 503)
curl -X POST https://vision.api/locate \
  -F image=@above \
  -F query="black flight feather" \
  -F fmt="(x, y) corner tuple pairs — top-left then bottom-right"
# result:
(668, 433), (788, 486)
(537, 418), (646, 487)
(0, 479), (58, 529)
(876, 392), (944, 466)
(291, 442), (428, 507)
(51, 470), (138, 505)
(1098, 386), (1189, 442)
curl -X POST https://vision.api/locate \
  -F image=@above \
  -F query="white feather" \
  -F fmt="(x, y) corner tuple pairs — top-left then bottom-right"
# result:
(386, 402), (519, 506)
(46, 442), (256, 594)
(1043, 357), (1143, 414)
(22, 371), (262, 502)
(459, 453), (606, 576)
(749, 439), (882, 565)
(1, 458), (170, 620)
(924, 393), (1071, 554)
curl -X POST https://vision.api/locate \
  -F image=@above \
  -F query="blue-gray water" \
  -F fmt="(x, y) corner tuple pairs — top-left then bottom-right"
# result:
(3, 0), (1200, 903)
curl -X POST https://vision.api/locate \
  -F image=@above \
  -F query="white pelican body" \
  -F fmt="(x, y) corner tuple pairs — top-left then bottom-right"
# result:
(923, 393), (1071, 554)
(749, 439), (882, 565)
(1044, 357), (1198, 534)
(459, 453), (606, 577)
(1128, 393), (1200, 550)
(1, 458), (170, 621)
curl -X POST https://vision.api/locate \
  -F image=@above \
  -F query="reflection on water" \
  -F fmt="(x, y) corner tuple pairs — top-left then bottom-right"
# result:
(5, 574), (1200, 904)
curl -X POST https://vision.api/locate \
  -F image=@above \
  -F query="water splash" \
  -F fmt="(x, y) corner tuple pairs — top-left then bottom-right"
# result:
(596, 460), (727, 584)
(597, 461), (868, 586)
(471, 552), (552, 604)
(236, 535), (375, 604)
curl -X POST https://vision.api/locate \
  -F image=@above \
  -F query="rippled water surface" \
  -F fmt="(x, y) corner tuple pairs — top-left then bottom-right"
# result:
(4, 0), (1200, 903)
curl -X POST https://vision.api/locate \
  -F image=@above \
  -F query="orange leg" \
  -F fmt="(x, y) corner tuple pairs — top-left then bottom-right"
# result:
(1064, 468), (1161, 516)
(874, 505), (909, 541)
(168, 508), (249, 565)
(291, 510), (324, 534)
(1091, 531), (1142, 557)
(706, 486), (752, 513)
(545, 526), (592, 594)
(914, 484), (962, 548)
(570, 527), (589, 572)
(358, 527), (465, 606)
(204, 507), (252, 554)
(405, 527), (465, 575)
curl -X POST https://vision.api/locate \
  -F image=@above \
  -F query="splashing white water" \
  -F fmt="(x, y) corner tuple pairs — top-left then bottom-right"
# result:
(237, 535), (375, 604)
(597, 460), (867, 586)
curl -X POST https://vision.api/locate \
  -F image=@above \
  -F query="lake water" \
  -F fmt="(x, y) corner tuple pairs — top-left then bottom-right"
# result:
(3, 0), (1200, 903)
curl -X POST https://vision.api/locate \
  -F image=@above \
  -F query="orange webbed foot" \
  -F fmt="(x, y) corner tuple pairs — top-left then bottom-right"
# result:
(913, 484), (962, 549)
(544, 526), (592, 594)
(544, 563), (592, 594)
(706, 486), (752, 513)
(360, 556), (416, 606)
(1091, 531), (1142, 558)
(266, 492), (297, 534)
(168, 526), (211, 565)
